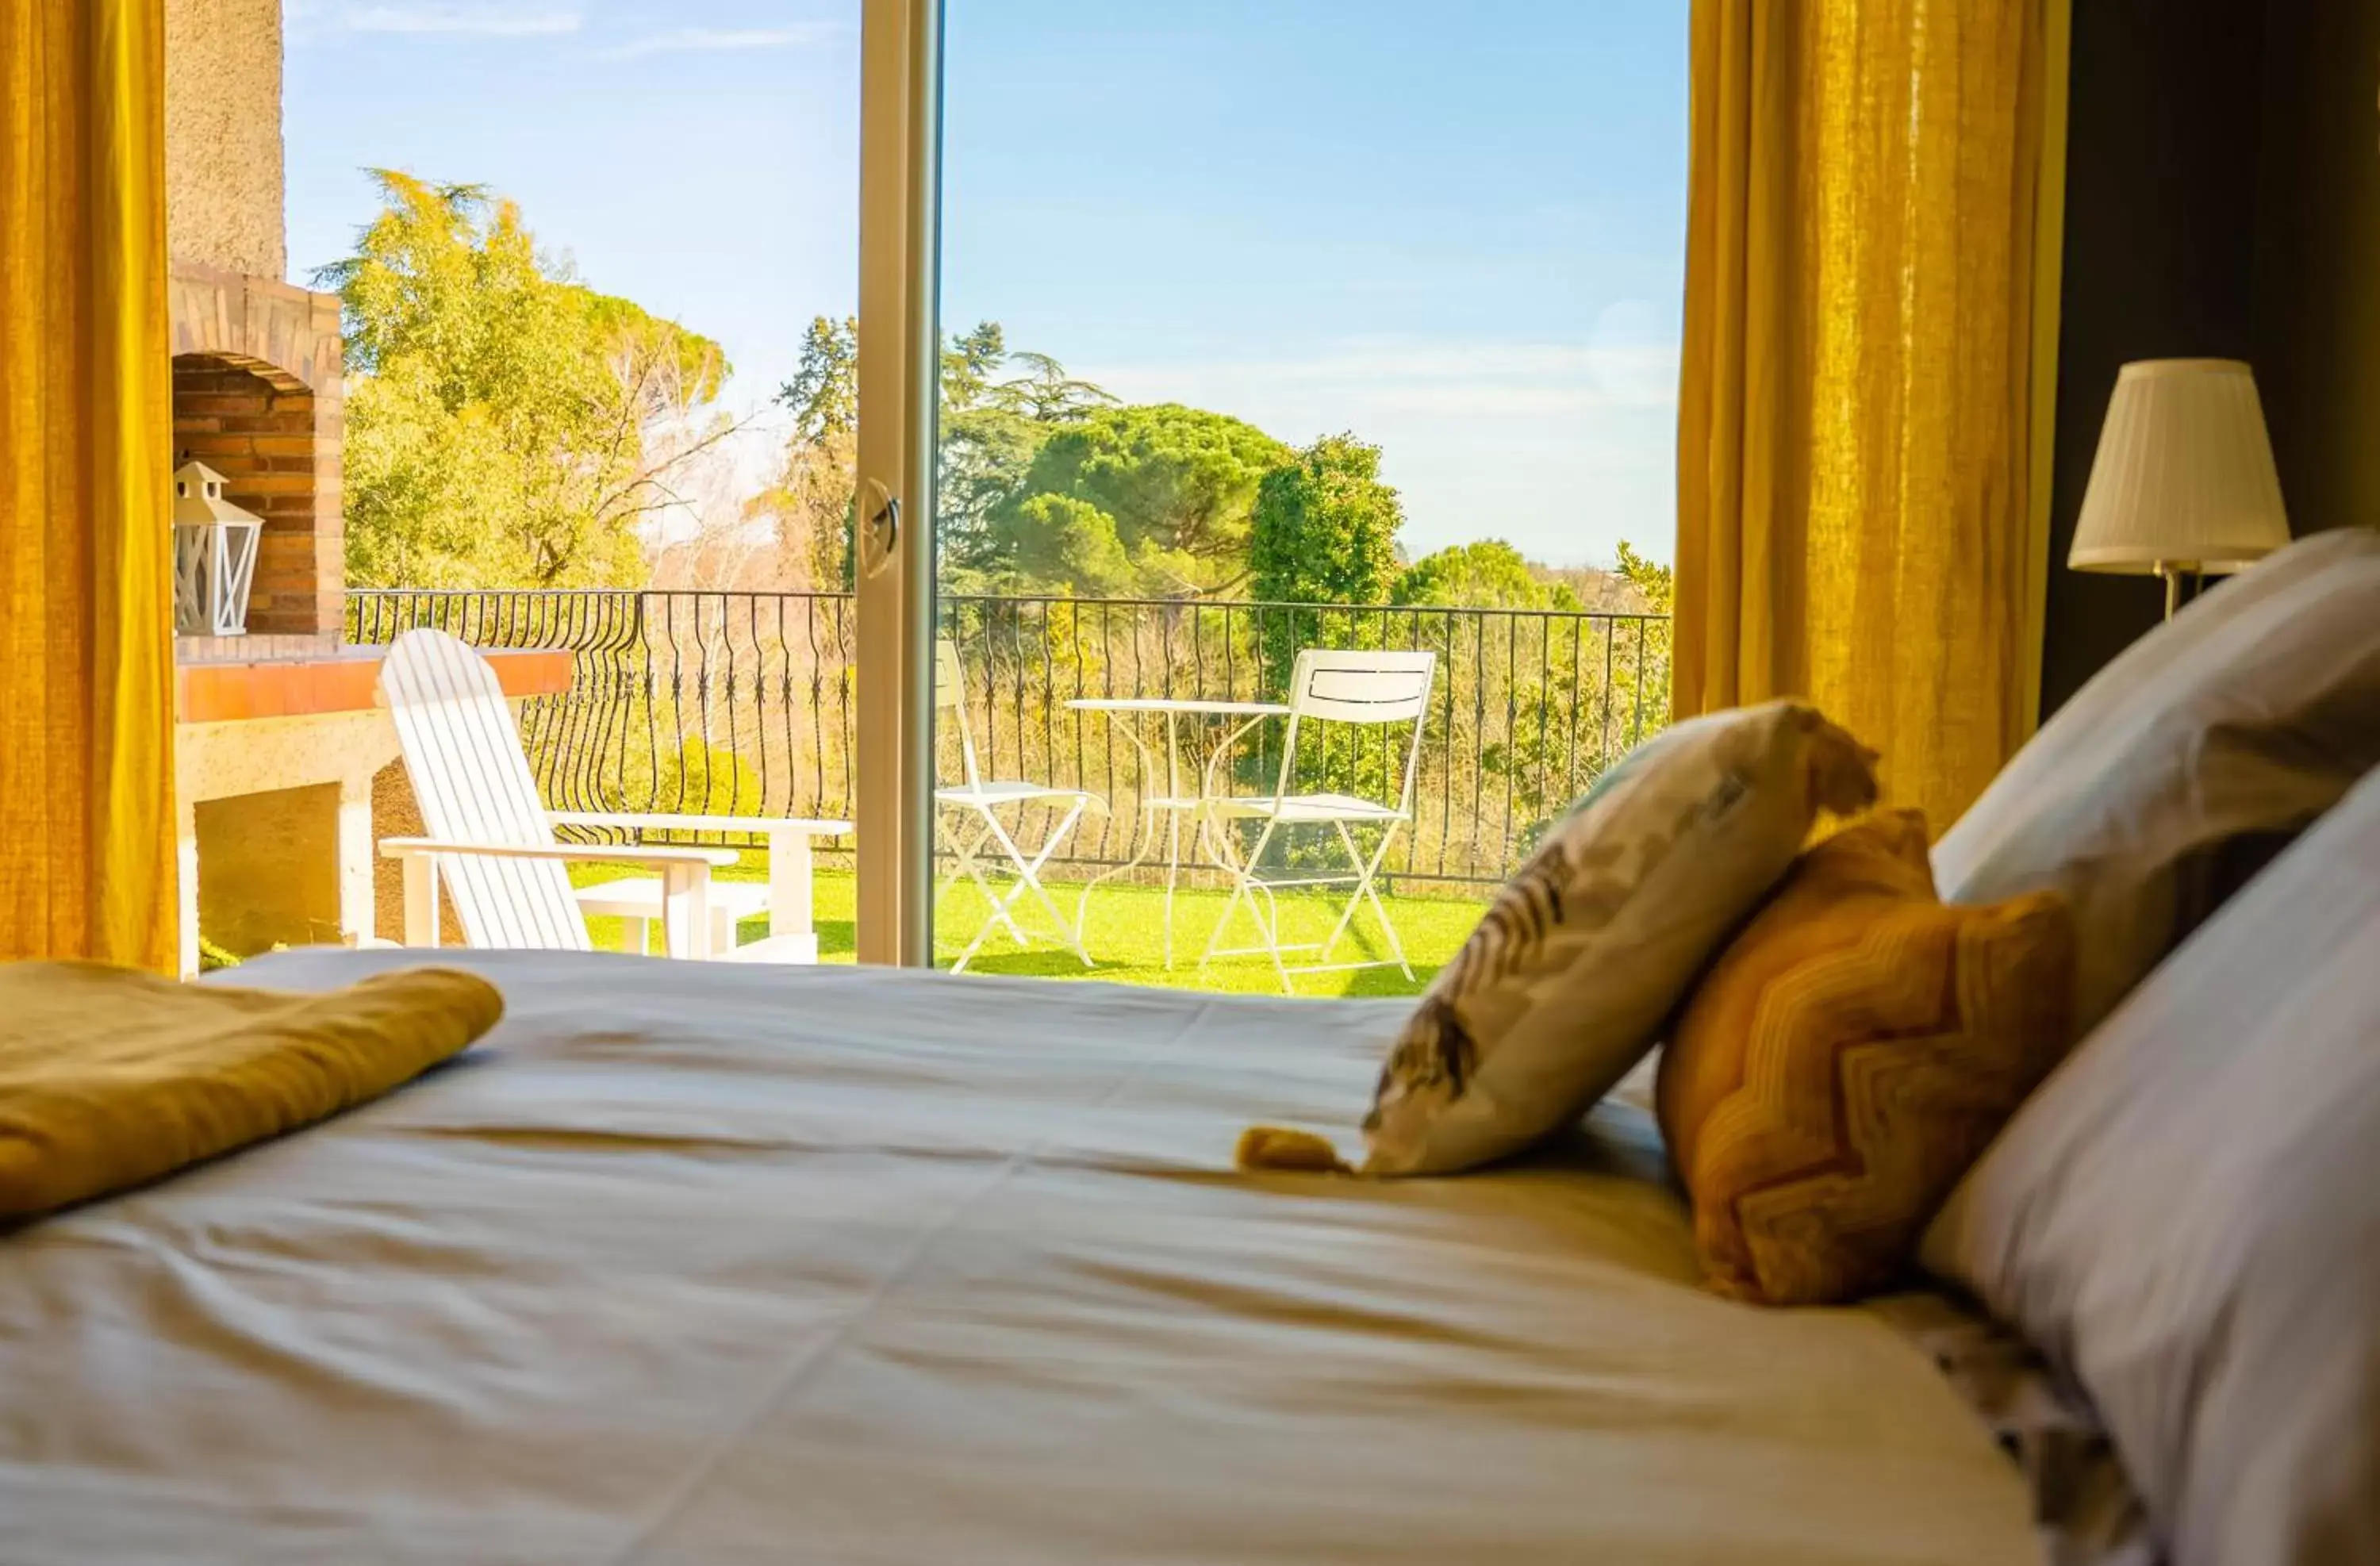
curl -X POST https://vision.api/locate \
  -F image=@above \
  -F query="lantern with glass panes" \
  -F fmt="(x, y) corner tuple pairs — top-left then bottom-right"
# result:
(171, 459), (263, 636)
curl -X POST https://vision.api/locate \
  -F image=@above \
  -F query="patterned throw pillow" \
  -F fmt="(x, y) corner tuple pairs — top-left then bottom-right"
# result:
(1657, 811), (2073, 1306)
(1362, 701), (1879, 1176)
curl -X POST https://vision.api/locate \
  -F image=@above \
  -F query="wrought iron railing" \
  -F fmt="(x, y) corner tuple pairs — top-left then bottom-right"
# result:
(347, 589), (1671, 887)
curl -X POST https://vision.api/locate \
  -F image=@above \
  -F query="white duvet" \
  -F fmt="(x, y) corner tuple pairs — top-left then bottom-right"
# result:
(0, 950), (2033, 1564)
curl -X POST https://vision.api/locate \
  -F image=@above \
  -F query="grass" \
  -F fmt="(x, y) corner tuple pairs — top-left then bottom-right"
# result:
(573, 859), (1488, 997)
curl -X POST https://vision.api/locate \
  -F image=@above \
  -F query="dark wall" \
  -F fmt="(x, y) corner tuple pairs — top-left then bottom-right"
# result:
(2252, 0), (2380, 540)
(2041, 0), (2271, 714)
(2040, 0), (2380, 717)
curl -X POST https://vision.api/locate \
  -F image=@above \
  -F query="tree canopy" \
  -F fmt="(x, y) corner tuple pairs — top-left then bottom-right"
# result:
(1613, 539), (1673, 615)
(772, 334), (1277, 600)
(1249, 435), (1406, 606)
(322, 170), (730, 588)
(977, 403), (1288, 597)
(937, 321), (1116, 582)
(324, 178), (1669, 612)
(1392, 539), (1581, 611)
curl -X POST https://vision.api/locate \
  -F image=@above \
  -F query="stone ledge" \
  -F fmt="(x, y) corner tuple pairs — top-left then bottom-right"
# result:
(175, 645), (575, 722)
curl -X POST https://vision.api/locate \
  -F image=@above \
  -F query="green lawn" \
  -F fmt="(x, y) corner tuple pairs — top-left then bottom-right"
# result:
(574, 859), (1488, 997)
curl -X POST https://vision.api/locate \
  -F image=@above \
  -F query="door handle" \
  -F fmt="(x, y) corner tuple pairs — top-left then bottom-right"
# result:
(859, 479), (900, 580)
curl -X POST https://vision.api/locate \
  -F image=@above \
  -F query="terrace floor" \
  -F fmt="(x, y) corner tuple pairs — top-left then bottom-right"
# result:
(576, 862), (1488, 997)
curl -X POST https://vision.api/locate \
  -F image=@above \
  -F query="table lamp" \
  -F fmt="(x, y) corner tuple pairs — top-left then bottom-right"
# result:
(2069, 358), (2293, 618)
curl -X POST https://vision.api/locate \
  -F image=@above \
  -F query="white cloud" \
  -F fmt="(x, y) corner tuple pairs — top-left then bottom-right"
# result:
(598, 25), (842, 60)
(290, 2), (583, 36)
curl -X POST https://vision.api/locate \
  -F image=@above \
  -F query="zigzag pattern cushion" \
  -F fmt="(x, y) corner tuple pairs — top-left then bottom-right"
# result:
(1657, 811), (2071, 1306)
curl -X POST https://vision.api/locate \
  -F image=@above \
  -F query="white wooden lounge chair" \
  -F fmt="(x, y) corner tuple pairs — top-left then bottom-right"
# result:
(934, 638), (1100, 972)
(377, 628), (850, 962)
(1199, 647), (1437, 992)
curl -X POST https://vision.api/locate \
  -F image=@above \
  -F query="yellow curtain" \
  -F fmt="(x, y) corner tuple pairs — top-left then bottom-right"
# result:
(0, 0), (178, 969)
(1676, 0), (2061, 831)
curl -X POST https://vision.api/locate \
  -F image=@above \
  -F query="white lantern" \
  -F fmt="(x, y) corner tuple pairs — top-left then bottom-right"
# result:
(171, 459), (263, 636)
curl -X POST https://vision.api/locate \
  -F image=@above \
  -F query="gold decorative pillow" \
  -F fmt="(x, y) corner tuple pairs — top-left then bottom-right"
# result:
(1656, 811), (2072, 1306)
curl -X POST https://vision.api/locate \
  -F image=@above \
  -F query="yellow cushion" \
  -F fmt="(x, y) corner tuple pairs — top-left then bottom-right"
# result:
(0, 961), (502, 1219)
(1657, 811), (2072, 1306)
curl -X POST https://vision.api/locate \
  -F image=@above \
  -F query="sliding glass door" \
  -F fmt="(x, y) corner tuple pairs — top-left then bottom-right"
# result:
(278, 0), (945, 969)
(263, 0), (1679, 977)
(853, 0), (943, 966)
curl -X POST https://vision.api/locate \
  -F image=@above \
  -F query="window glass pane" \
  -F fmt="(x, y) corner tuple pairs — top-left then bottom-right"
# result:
(930, 1), (1686, 996)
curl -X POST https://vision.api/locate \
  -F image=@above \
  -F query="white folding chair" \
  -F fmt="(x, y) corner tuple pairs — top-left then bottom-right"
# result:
(377, 628), (849, 961)
(935, 638), (1100, 972)
(1199, 647), (1437, 992)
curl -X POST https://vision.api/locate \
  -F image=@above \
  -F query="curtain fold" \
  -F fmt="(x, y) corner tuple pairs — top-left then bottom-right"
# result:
(1676, 0), (2058, 831)
(1, 0), (178, 969)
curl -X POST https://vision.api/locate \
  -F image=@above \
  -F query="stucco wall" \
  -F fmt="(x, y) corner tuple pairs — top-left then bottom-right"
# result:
(164, 0), (286, 278)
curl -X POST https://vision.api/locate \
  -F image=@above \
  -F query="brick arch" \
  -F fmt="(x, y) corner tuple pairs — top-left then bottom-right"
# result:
(182, 347), (309, 395)
(167, 264), (344, 393)
(171, 350), (341, 636)
(166, 265), (347, 639)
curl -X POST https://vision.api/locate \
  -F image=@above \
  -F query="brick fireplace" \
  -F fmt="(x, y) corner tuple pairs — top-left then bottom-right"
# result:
(163, 263), (572, 972)
(152, 0), (578, 973)
(168, 263), (343, 639)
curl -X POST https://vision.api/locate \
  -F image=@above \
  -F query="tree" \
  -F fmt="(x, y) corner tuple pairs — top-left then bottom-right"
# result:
(935, 322), (1051, 584)
(1610, 539), (1674, 737)
(1238, 434), (1407, 753)
(1248, 434), (1405, 607)
(993, 351), (1118, 424)
(995, 493), (1138, 596)
(758, 315), (861, 586)
(766, 318), (1115, 589)
(981, 404), (1288, 597)
(781, 314), (858, 443)
(1613, 538), (1673, 614)
(321, 170), (732, 588)
(1392, 539), (1580, 610)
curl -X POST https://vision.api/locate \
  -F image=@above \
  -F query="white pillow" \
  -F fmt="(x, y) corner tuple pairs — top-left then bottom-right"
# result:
(1934, 528), (2380, 1035)
(1925, 765), (2380, 1566)
(1363, 701), (1877, 1175)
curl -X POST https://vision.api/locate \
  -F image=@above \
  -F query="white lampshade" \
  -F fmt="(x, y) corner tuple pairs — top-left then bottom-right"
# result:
(2069, 359), (2291, 576)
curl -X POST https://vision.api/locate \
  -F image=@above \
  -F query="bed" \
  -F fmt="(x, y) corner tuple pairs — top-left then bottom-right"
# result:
(0, 949), (2038, 1564)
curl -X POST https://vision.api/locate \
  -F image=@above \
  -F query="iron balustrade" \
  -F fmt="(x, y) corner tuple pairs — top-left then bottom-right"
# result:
(348, 588), (1671, 888)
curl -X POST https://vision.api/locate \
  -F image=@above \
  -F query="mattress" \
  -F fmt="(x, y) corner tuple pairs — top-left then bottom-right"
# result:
(0, 950), (2036, 1564)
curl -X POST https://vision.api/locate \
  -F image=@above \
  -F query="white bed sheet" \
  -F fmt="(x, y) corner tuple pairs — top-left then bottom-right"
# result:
(0, 950), (2034, 1564)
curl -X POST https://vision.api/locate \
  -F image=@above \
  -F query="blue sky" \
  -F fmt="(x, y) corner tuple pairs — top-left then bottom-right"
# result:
(284, 0), (1687, 566)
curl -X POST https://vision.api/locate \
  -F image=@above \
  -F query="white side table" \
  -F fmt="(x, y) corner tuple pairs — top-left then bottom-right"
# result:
(1065, 697), (1287, 967)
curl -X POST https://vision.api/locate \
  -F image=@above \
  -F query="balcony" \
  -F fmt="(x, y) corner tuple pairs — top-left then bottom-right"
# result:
(332, 587), (1672, 994)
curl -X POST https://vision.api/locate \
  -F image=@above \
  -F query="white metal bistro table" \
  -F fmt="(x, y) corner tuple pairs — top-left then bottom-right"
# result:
(1065, 696), (1288, 967)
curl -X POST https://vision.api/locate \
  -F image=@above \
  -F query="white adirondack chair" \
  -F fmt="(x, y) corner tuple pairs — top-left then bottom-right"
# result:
(1200, 647), (1437, 992)
(377, 628), (850, 961)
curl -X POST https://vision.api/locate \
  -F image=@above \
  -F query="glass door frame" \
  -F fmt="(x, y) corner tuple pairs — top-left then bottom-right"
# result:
(854, 0), (942, 966)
